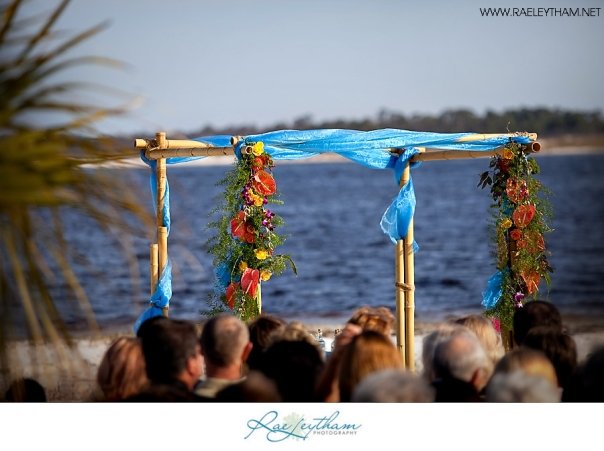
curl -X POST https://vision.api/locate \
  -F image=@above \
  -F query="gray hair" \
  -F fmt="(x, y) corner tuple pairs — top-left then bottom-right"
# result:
(200, 314), (249, 366)
(351, 369), (435, 402)
(422, 323), (467, 381)
(433, 328), (492, 384)
(486, 371), (561, 402)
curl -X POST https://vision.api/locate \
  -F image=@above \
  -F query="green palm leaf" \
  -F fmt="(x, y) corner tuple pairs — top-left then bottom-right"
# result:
(0, 0), (153, 397)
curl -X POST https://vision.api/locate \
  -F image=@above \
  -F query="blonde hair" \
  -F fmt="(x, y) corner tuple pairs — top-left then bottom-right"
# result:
(97, 336), (149, 401)
(267, 321), (322, 354)
(338, 330), (403, 402)
(494, 347), (558, 388)
(347, 306), (395, 336)
(454, 315), (504, 366)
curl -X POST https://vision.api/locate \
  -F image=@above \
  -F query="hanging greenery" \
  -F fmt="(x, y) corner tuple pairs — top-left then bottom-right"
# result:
(478, 141), (554, 330)
(207, 142), (296, 321)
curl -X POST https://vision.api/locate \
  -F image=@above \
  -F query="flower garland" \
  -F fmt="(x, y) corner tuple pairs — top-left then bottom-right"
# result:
(207, 142), (295, 321)
(479, 141), (554, 330)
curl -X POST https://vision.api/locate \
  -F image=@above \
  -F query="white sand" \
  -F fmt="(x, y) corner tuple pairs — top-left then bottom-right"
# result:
(3, 320), (603, 401)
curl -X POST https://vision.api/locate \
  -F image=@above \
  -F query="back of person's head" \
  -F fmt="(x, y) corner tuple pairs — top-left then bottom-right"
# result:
(268, 321), (322, 354)
(347, 306), (395, 336)
(433, 328), (492, 391)
(523, 326), (577, 390)
(97, 336), (149, 401)
(247, 314), (286, 370)
(486, 371), (561, 402)
(513, 300), (562, 345)
(351, 369), (435, 402)
(338, 330), (403, 402)
(124, 384), (204, 402)
(200, 313), (250, 367)
(571, 345), (604, 402)
(259, 339), (324, 402)
(494, 347), (558, 388)
(4, 378), (46, 402)
(422, 323), (468, 381)
(140, 317), (200, 385)
(453, 315), (504, 366)
(136, 315), (168, 339)
(215, 371), (281, 402)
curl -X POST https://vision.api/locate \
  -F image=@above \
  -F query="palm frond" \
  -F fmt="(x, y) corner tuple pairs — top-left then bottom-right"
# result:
(0, 0), (154, 397)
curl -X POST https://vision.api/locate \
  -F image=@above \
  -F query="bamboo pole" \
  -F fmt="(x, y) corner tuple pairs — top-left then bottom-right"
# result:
(397, 163), (416, 370)
(411, 142), (540, 163)
(456, 132), (538, 142)
(155, 132), (169, 317)
(145, 147), (235, 160)
(395, 240), (406, 366)
(135, 138), (220, 149)
(403, 215), (415, 371)
(395, 163), (413, 365)
(150, 243), (158, 294)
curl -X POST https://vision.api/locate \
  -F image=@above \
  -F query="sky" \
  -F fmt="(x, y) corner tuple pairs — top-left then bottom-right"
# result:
(24, 0), (604, 135)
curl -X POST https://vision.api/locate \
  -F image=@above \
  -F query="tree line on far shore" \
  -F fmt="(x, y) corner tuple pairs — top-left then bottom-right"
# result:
(183, 107), (604, 139)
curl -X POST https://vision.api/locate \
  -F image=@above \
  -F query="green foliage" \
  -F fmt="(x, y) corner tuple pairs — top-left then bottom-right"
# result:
(0, 0), (152, 384)
(207, 142), (295, 322)
(479, 140), (554, 330)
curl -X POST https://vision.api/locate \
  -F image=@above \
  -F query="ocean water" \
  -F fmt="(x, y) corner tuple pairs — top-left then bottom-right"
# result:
(49, 154), (604, 330)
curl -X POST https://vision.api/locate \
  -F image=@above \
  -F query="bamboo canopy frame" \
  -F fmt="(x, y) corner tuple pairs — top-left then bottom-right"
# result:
(135, 131), (540, 370)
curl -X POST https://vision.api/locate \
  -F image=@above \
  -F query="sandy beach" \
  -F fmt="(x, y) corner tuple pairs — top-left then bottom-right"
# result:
(5, 140), (603, 402)
(3, 313), (603, 402)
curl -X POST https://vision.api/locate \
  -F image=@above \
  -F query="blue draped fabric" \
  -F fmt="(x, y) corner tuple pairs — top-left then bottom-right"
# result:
(482, 270), (505, 309)
(135, 129), (533, 328)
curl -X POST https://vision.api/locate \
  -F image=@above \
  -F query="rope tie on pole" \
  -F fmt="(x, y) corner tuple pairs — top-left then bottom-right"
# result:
(395, 282), (415, 291)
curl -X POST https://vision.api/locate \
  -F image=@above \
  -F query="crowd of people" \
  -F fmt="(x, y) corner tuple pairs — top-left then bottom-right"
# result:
(3, 301), (604, 402)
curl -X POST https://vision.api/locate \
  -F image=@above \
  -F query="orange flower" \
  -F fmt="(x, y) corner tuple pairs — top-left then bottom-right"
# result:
(523, 230), (546, 254)
(252, 170), (276, 196)
(506, 178), (529, 204)
(252, 157), (265, 169)
(521, 271), (541, 295)
(502, 148), (515, 160)
(512, 204), (536, 229)
(510, 229), (523, 241)
(241, 268), (260, 297)
(226, 282), (239, 309)
(231, 211), (255, 242)
(244, 224), (256, 243)
(230, 211), (247, 239)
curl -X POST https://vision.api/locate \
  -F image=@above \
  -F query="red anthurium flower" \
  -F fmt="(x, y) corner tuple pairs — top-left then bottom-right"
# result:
(241, 268), (260, 297)
(230, 211), (246, 239)
(512, 204), (536, 229)
(252, 157), (265, 169)
(226, 282), (240, 309)
(252, 170), (276, 196)
(506, 178), (529, 204)
(244, 224), (256, 243)
(497, 159), (510, 173)
(521, 270), (541, 295)
(510, 229), (523, 241)
(523, 230), (546, 254)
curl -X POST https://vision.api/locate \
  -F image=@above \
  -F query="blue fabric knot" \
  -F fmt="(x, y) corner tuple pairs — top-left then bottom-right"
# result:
(380, 147), (422, 245)
(133, 259), (172, 333)
(482, 270), (505, 309)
